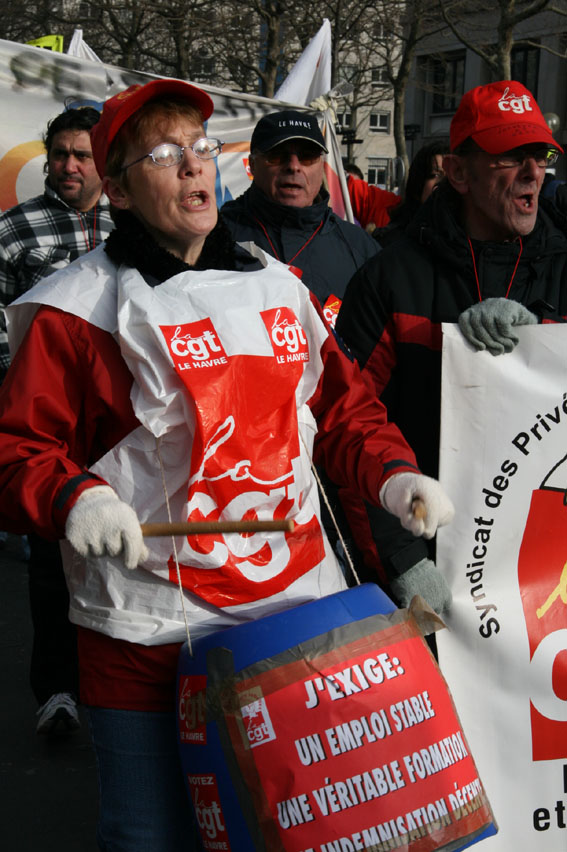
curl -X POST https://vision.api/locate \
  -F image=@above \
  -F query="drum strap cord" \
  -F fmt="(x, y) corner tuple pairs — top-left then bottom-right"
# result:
(298, 431), (360, 587)
(155, 435), (194, 656)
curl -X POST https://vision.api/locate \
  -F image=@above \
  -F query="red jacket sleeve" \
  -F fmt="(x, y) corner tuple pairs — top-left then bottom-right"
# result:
(347, 175), (401, 229)
(0, 301), (418, 538)
(0, 306), (138, 538)
(308, 296), (419, 506)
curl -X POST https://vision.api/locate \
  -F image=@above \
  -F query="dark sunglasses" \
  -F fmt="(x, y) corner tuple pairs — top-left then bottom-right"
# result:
(260, 145), (323, 166)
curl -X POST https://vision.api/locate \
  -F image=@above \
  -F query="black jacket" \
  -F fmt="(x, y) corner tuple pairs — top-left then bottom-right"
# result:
(221, 183), (380, 308)
(336, 183), (567, 578)
(338, 183), (567, 475)
(221, 185), (380, 565)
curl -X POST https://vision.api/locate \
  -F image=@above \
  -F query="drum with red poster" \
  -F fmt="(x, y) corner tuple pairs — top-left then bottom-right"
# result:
(177, 583), (497, 851)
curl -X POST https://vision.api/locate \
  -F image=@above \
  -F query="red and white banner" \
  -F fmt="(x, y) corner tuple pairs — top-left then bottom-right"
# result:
(181, 608), (495, 851)
(0, 38), (347, 216)
(437, 322), (567, 850)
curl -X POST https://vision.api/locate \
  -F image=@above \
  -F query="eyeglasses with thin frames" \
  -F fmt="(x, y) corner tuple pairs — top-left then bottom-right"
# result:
(121, 138), (224, 172)
(489, 147), (559, 169)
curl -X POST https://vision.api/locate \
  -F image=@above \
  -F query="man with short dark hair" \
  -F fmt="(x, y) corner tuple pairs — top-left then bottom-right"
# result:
(221, 109), (379, 325)
(0, 106), (113, 735)
(0, 106), (113, 377)
(337, 80), (567, 612)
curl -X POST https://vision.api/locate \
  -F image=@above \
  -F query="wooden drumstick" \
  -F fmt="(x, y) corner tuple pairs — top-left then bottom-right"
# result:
(412, 498), (427, 520)
(141, 519), (295, 537)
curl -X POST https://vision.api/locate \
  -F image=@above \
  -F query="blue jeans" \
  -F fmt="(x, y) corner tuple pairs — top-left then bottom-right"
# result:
(87, 707), (202, 852)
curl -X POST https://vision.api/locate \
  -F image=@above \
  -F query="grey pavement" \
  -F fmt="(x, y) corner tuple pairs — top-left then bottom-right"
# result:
(0, 534), (99, 850)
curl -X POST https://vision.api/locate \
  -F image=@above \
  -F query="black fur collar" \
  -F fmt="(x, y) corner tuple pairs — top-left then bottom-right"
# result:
(104, 210), (240, 285)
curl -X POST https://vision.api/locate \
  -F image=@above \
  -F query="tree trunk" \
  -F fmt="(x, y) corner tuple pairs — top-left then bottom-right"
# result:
(393, 80), (409, 178)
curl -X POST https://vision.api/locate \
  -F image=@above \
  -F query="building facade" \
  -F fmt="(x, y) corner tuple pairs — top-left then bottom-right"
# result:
(405, 10), (567, 178)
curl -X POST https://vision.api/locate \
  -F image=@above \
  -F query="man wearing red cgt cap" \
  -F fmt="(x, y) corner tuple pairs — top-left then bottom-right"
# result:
(336, 80), (567, 613)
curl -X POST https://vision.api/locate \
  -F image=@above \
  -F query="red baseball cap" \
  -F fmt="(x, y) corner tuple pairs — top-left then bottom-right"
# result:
(450, 80), (563, 154)
(90, 78), (214, 177)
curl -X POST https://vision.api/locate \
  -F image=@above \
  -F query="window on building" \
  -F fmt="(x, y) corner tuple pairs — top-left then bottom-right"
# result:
(367, 158), (389, 186)
(511, 45), (539, 94)
(369, 112), (390, 132)
(78, 2), (102, 21)
(336, 112), (352, 130)
(193, 50), (215, 81)
(372, 67), (389, 86)
(432, 53), (465, 113)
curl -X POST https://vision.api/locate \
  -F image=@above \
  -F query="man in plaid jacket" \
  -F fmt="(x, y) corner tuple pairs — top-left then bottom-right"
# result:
(0, 105), (114, 736)
(0, 106), (113, 379)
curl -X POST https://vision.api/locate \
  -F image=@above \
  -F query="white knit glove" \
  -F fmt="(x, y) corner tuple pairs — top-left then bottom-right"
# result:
(380, 472), (454, 539)
(390, 558), (452, 615)
(65, 485), (148, 570)
(458, 297), (537, 355)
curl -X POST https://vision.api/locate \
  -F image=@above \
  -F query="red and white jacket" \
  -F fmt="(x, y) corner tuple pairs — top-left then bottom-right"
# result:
(0, 245), (418, 650)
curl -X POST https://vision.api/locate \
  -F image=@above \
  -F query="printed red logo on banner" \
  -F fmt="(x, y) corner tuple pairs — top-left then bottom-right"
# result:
(518, 480), (567, 760)
(161, 319), (228, 372)
(242, 697), (276, 748)
(261, 307), (309, 364)
(178, 675), (207, 744)
(323, 294), (342, 329)
(188, 773), (231, 851)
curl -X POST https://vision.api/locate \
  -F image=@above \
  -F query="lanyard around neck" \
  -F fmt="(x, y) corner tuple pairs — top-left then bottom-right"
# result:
(77, 206), (97, 252)
(467, 236), (523, 302)
(253, 216), (323, 266)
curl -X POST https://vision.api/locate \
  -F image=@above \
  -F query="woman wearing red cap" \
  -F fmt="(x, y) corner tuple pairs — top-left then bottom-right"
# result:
(0, 80), (453, 849)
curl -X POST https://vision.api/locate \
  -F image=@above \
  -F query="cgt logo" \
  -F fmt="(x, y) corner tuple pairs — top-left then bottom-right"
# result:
(498, 86), (533, 115)
(242, 697), (277, 748)
(323, 294), (341, 329)
(160, 319), (228, 372)
(188, 774), (231, 847)
(517, 475), (567, 761)
(178, 675), (207, 743)
(261, 306), (309, 365)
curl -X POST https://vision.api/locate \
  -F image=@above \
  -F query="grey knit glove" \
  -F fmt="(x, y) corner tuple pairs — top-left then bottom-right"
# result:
(390, 557), (452, 615)
(458, 297), (537, 355)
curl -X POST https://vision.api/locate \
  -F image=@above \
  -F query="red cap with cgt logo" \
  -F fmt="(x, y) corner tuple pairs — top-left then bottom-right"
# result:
(450, 80), (563, 154)
(90, 78), (214, 177)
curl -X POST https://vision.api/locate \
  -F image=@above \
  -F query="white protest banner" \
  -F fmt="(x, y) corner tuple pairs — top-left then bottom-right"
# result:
(0, 38), (346, 215)
(437, 322), (567, 851)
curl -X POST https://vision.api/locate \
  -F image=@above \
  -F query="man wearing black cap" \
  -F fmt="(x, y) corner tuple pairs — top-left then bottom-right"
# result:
(222, 110), (381, 574)
(221, 109), (379, 320)
(336, 80), (567, 614)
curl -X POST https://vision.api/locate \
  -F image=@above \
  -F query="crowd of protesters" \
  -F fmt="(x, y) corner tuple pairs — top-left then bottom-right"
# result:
(0, 74), (564, 851)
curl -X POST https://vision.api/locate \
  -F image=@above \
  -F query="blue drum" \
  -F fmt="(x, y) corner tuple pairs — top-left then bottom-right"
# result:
(176, 583), (496, 852)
